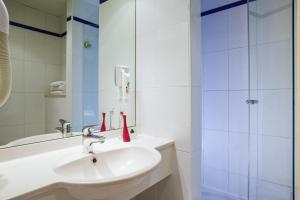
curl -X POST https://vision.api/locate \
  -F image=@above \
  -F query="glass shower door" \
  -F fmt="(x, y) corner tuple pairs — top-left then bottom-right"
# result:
(248, 0), (294, 199)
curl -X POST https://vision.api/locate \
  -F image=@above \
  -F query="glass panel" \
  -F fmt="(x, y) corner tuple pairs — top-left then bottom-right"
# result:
(201, 1), (250, 199)
(71, 0), (99, 131)
(82, 24), (99, 127)
(248, 0), (294, 199)
(201, 0), (294, 199)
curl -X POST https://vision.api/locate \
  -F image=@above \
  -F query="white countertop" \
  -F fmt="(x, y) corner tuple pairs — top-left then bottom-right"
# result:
(0, 134), (174, 200)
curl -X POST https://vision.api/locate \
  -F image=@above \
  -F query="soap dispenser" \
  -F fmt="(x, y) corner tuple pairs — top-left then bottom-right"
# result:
(100, 112), (106, 132)
(122, 114), (130, 142)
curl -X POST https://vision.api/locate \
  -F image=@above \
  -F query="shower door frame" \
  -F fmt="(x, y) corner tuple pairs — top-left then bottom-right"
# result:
(247, 0), (296, 199)
(294, 0), (300, 199)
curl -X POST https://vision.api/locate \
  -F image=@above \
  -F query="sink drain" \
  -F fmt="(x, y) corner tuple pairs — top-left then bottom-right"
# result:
(92, 157), (97, 163)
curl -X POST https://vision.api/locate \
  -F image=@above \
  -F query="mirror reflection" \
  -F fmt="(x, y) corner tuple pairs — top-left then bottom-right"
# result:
(99, 0), (136, 130)
(0, 0), (136, 148)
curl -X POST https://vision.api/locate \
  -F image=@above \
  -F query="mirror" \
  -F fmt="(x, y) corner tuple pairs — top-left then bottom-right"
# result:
(0, 0), (69, 148)
(0, 0), (136, 148)
(99, 0), (136, 130)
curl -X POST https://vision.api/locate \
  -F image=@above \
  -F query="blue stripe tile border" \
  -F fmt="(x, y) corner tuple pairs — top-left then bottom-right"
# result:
(68, 16), (99, 29)
(10, 15), (99, 37)
(99, 0), (109, 4)
(201, 0), (256, 17)
(67, 16), (72, 22)
(60, 32), (67, 37)
(73, 16), (99, 29)
(9, 21), (66, 37)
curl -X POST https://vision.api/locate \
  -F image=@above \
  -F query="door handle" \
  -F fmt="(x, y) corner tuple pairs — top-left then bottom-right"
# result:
(246, 100), (259, 104)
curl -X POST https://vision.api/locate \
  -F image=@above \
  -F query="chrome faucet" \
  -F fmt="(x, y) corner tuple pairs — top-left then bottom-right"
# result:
(82, 125), (105, 153)
(56, 119), (71, 134)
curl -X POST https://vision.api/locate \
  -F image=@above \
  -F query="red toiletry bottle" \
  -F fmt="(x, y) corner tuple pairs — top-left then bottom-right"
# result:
(122, 114), (130, 142)
(100, 112), (106, 132)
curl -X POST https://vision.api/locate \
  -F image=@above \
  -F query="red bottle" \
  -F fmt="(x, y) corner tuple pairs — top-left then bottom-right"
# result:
(122, 114), (130, 142)
(100, 112), (106, 132)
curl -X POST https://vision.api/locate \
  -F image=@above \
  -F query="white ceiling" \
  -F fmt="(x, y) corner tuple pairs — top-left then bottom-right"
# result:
(15, 0), (66, 16)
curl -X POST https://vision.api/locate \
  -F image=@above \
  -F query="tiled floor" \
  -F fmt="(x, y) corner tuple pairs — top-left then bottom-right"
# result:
(202, 190), (241, 200)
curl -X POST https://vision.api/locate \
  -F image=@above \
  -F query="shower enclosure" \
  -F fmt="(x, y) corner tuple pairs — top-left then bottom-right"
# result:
(201, 0), (294, 199)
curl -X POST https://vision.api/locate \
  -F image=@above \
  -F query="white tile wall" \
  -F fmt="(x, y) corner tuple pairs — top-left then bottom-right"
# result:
(191, 1), (203, 198)
(11, 59), (25, 92)
(0, 94), (25, 126)
(202, 11), (228, 53)
(100, 89), (136, 128)
(229, 47), (248, 90)
(24, 6), (46, 30)
(8, 26), (25, 60)
(136, 5), (190, 88)
(0, 125), (24, 145)
(25, 123), (45, 137)
(229, 173), (248, 199)
(229, 91), (248, 133)
(73, 0), (99, 24)
(203, 51), (228, 91)
(45, 97), (70, 133)
(138, 87), (191, 152)
(258, 135), (293, 186)
(256, 0), (292, 45)
(256, 179), (293, 200)
(191, 87), (202, 152)
(174, 150), (192, 200)
(203, 130), (229, 171)
(45, 36), (63, 65)
(25, 94), (46, 124)
(4, 0), (25, 24)
(136, 0), (201, 199)
(191, 148), (202, 199)
(229, 5), (248, 49)
(201, 0), (228, 12)
(25, 61), (46, 93)
(257, 89), (293, 138)
(203, 91), (228, 131)
(46, 14), (62, 33)
(46, 65), (62, 89)
(24, 30), (47, 63)
(229, 132), (248, 176)
(203, 166), (229, 192)
(257, 41), (293, 90)
(0, 0), (66, 145)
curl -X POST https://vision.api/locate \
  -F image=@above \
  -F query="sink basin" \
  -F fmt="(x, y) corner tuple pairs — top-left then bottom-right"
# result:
(53, 146), (161, 200)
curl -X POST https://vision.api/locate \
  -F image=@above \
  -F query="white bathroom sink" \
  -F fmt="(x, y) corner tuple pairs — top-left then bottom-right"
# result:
(53, 146), (161, 199)
(54, 146), (161, 182)
(1, 133), (62, 148)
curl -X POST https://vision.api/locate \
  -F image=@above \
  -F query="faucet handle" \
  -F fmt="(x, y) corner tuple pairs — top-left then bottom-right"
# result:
(63, 122), (72, 133)
(82, 125), (97, 136)
(56, 127), (63, 133)
(59, 119), (67, 126)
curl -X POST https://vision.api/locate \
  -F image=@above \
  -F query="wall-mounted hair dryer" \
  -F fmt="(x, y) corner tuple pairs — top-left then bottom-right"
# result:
(115, 65), (130, 102)
(0, 0), (11, 108)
